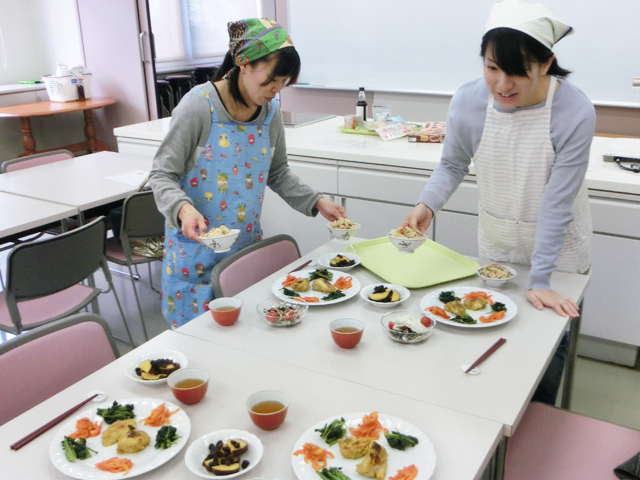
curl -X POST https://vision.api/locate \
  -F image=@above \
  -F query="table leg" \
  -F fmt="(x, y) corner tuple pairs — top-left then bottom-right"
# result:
(19, 117), (36, 156)
(83, 110), (109, 153)
(490, 436), (508, 480)
(561, 299), (583, 409)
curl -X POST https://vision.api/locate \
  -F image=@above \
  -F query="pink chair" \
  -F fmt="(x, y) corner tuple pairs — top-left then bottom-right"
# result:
(210, 234), (301, 297)
(0, 149), (73, 173)
(0, 313), (118, 426)
(505, 402), (640, 480)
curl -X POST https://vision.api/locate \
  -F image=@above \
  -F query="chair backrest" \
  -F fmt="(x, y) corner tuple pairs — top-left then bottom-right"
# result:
(0, 149), (73, 173)
(211, 234), (301, 297)
(0, 313), (118, 426)
(119, 191), (165, 253)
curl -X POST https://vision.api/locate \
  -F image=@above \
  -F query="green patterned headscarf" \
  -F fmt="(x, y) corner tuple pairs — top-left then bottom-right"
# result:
(227, 18), (294, 67)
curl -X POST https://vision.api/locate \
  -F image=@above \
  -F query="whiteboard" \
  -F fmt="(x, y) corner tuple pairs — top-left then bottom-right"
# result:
(289, 0), (640, 106)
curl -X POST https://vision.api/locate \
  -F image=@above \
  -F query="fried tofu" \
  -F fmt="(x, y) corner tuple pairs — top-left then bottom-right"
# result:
(444, 300), (466, 316)
(338, 437), (372, 459)
(463, 297), (488, 311)
(117, 429), (150, 454)
(355, 441), (388, 479)
(312, 278), (336, 293)
(290, 278), (310, 292)
(102, 419), (137, 447)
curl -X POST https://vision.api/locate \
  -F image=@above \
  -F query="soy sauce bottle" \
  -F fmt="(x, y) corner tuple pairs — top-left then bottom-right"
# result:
(356, 87), (367, 121)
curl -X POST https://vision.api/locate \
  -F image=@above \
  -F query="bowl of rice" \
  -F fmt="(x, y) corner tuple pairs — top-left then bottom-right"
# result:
(477, 263), (516, 288)
(327, 218), (360, 240)
(380, 310), (435, 344)
(387, 226), (427, 253)
(199, 225), (240, 252)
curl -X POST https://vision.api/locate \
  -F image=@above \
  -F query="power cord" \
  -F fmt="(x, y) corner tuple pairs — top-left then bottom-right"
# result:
(616, 158), (640, 173)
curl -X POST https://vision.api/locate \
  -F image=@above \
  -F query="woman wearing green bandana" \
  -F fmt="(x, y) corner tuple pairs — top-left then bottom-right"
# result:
(149, 18), (346, 327)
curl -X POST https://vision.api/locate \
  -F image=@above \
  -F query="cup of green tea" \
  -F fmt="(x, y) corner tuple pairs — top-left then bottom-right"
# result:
(167, 367), (209, 405)
(246, 390), (289, 430)
(209, 297), (242, 326)
(330, 318), (364, 349)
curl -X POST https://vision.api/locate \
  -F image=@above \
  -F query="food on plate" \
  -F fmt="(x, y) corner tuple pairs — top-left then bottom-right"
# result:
(297, 296), (320, 303)
(263, 303), (306, 325)
(315, 417), (346, 446)
(492, 302), (507, 312)
(317, 466), (353, 480)
(68, 417), (102, 439)
(309, 268), (333, 281)
(135, 358), (181, 381)
(388, 226), (424, 239)
(389, 464), (419, 480)
(463, 297), (488, 311)
(425, 306), (449, 319)
(355, 441), (388, 479)
(444, 300), (466, 316)
(368, 285), (400, 303)
(282, 274), (299, 287)
(462, 291), (494, 305)
(62, 436), (97, 462)
(203, 439), (250, 475)
(102, 418), (137, 447)
(384, 431), (419, 451)
(333, 276), (353, 291)
(330, 254), (355, 267)
(478, 263), (513, 279)
(338, 437), (372, 459)
(95, 457), (134, 475)
(479, 311), (506, 323)
(290, 278), (311, 292)
(293, 442), (335, 471)
(117, 429), (150, 454)
(322, 290), (346, 301)
(328, 218), (357, 229)
(451, 314), (477, 325)
(97, 401), (135, 424)
(141, 403), (180, 427)
(438, 290), (460, 304)
(313, 278), (337, 294)
(201, 225), (232, 238)
(155, 425), (181, 449)
(348, 412), (389, 440)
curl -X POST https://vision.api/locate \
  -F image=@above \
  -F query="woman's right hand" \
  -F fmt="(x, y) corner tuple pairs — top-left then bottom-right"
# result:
(178, 203), (207, 243)
(402, 203), (434, 234)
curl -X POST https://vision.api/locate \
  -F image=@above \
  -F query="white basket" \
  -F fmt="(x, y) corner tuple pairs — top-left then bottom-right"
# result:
(42, 74), (92, 102)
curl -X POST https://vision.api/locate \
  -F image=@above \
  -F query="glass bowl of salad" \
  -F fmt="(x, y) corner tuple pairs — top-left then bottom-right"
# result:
(256, 297), (308, 327)
(380, 310), (436, 343)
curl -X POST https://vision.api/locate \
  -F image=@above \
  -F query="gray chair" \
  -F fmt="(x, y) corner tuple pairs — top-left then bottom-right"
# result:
(210, 234), (301, 298)
(0, 216), (134, 345)
(105, 191), (165, 341)
(0, 313), (118, 426)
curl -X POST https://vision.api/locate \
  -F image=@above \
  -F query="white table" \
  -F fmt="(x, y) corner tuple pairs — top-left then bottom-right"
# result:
(0, 330), (504, 480)
(0, 191), (76, 240)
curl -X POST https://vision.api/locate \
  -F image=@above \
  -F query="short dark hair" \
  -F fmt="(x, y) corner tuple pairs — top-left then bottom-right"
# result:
(214, 48), (301, 107)
(481, 27), (571, 78)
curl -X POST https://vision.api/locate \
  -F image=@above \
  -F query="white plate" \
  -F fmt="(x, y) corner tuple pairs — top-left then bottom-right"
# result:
(420, 286), (517, 328)
(184, 429), (263, 479)
(50, 398), (190, 479)
(360, 283), (411, 308)
(291, 412), (436, 479)
(124, 350), (188, 385)
(272, 269), (361, 306)
(316, 252), (361, 272)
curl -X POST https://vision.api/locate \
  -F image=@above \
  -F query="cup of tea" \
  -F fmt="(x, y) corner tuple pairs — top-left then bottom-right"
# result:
(209, 297), (242, 326)
(330, 318), (364, 349)
(167, 367), (209, 405)
(246, 390), (289, 431)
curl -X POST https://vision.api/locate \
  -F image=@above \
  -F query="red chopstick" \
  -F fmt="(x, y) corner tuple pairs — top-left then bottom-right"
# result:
(288, 259), (312, 273)
(10, 393), (99, 451)
(465, 338), (507, 374)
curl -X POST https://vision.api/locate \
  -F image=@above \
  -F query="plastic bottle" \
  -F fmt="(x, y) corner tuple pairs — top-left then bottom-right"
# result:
(356, 87), (367, 121)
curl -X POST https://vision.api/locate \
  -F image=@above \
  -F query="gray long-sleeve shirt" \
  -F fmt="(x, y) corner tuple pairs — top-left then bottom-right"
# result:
(149, 81), (322, 227)
(418, 77), (596, 290)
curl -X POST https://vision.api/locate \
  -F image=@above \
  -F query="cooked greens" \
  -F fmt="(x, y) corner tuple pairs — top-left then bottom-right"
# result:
(155, 425), (181, 449)
(309, 269), (333, 281)
(438, 291), (460, 304)
(384, 430), (419, 450)
(96, 401), (135, 424)
(322, 290), (345, 301)
(316, 467), (352, 480)
(314, 417), (346, 446)
(62, 436), (97, 462)
(492, 302), (507, 312)
(451, 314), (477, 325)
(282, 287), (300, 298)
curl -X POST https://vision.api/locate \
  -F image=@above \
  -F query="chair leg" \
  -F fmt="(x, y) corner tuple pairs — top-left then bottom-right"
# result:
(127, 264), (149, 342)
(109, 266), (141, 280)
(0, 270), (4, 289)
(148, 262), (161, 295)
(107, 278), (136, 347)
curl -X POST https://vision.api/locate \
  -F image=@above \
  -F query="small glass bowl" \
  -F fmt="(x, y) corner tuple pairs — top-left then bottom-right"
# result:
(256, 297), (308, 327)
(380, 310), (436, 344)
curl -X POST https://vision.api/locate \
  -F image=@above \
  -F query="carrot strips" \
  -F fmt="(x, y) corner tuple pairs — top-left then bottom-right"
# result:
(68, 417), (102, 439)
(333, 276), (353, 291)
(426, 306), (450, 319)
(479, 311), (506, 323)
(462, 291), (494, 305)
(141, 403), (180, 427)
(293, 442), (334, 470)
(282, 274), (299, 287)
(348, 411), (389, 440)
(390, 465), (419, 480)
(95, 457), (134, 475)
(296, 296), (319, 303)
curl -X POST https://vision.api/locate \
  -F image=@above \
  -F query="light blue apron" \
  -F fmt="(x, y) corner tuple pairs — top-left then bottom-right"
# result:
(161, 91), (276, 327)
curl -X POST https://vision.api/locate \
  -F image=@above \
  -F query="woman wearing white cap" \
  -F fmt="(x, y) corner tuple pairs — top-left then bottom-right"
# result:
(404, 0), (594, 404)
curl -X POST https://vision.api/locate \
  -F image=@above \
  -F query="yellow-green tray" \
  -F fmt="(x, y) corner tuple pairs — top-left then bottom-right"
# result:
(338, 126), (379, 136)
(345, 237), (479, 289)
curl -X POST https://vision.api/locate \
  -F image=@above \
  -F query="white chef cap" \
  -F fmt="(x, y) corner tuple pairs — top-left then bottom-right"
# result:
(484, 0), (573, 49)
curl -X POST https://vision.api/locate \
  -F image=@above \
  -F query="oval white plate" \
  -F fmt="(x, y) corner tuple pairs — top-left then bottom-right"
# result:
(420, 286), (518, 328)
(185, 429), (263, 479)
(124, 350), (188, 385)
(271, 269), (361, 306)
(316, 252), (361, 272)
(360, 283), (410, 308)
(50, 397), (190, 479)
(291, 412), (436, 479)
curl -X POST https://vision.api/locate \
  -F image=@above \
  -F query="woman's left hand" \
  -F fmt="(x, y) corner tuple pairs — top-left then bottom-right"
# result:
(315, 197), (347, 221)
(526, 289), (580, 317)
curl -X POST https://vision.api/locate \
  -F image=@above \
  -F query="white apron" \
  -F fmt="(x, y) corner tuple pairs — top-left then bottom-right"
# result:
(472, 76), (591, 274)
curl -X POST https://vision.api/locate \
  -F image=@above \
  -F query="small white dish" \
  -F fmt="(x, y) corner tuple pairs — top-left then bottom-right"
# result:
(477, 264), (517, 288)
(327, 222), (360, 240)
(360, 283), (410, 308)
(199, 229), (240, 252)
(125, 349), (188, 385)
(387, 233), (426, 253)
(316, 252), (361, 272)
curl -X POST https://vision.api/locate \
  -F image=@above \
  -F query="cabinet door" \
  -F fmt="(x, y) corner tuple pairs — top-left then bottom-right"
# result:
(433, 211), (478, 257)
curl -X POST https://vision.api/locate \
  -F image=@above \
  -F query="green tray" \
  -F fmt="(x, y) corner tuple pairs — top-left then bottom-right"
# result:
(338, 126), (379, 136)
(345, 237), (479, 289)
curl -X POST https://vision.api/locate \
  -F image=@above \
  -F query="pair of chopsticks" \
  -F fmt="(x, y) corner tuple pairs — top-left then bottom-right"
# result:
(465, 338), (507, 374)
(10, 393), (99, 451)
(288, 259), (312, 273)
